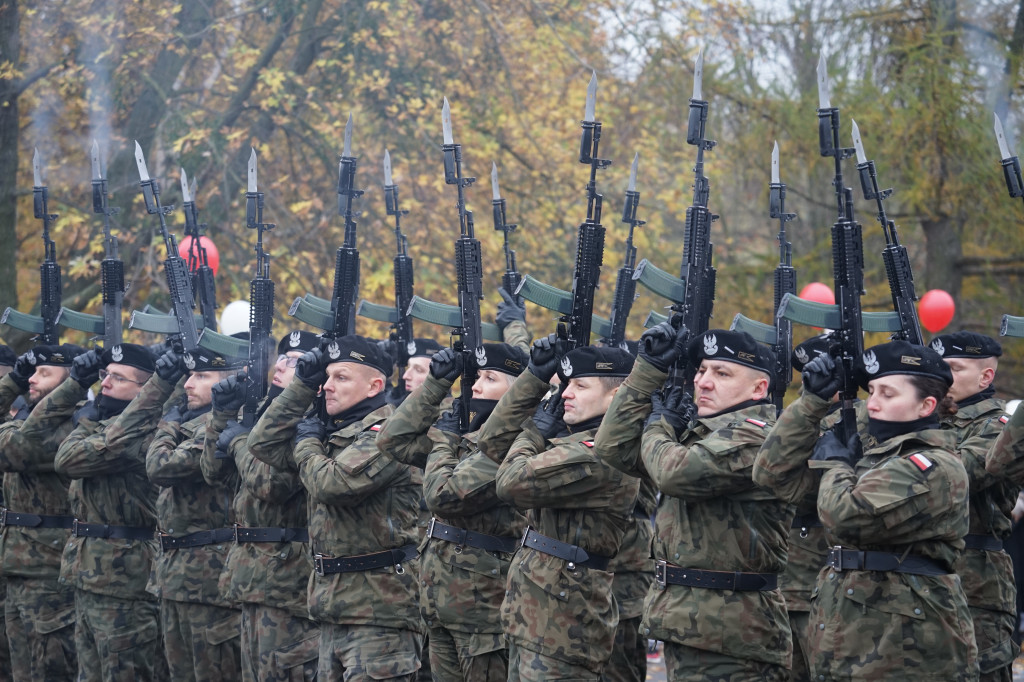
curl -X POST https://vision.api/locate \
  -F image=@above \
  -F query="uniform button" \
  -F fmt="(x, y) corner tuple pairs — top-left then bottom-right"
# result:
(644, 628), (650, 635)
(491, 569), (498, 575)
(280, 552), (287, 559)
(421, 580), (427, 586)
(914, 608), (922, 615)
(52, 540), (59, 545)
(168, 528), (174, 534)
(847, 589), (853, 595)
(673, 553), (680, 559)
(819, 676), (825, 680)
(828, 572), (835, 580)
(58, 577), (65, 584)
(818, 624), (825, 630)
(559, 591), (565, 597)
(216, 545), (223, 550)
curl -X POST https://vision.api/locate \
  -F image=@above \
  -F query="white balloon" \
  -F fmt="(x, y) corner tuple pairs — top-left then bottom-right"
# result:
(220, 300), (251, 336)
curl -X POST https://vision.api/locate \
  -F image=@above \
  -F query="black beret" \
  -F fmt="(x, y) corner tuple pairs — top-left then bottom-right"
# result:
(0, 344), (16, 367)
(473, 343), (528, 376)
(30, 344), (86, 368)
(557, 346), (633, 381)
(792, 334), (831, 372)
(687, 329), (774, 376)
(278, 330), (321, 356)
(102, 343), (156, 374)
(323, 335), (393, 377)
(856, 340), (953, 389)
(929, 332), (1002, 359)
(409, 338), (444, 358)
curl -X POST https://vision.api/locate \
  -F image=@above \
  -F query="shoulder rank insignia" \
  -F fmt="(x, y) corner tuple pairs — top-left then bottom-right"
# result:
(581, 440), (594, 448)
(908, 453), (934, 472)
(745, 418), (767, 428)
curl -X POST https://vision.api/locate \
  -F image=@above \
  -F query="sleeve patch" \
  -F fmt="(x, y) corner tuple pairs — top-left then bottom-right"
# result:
(1000, 415), (1010, 424)
(581, 440), (594, 448)
(745, 418), (767, 428)
(908, 453), (934, 472)
(369, 424), (382, 432)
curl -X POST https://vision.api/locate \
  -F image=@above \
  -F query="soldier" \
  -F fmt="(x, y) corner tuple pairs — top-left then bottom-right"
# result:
(478, 339), (637, 680)
(202, 329), (321, 681)
(401, 338), (443, 395)
(930, 331), (1015, 681)
(0, 342), (15, 682)
(247, 335), (424, 681)
(376, 341), (529, 680)
(758, 340), (977, 680)
(0, 344), (84, 679)
(142, 344), (248, 680)
(51, 343), (168, 681)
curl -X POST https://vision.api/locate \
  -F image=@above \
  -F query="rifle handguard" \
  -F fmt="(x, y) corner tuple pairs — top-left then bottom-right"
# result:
(632, 259), (686, 304)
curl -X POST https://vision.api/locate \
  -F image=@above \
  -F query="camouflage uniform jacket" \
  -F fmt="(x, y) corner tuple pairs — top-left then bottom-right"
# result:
(595, 357), (791, 667)
(493, 371), (640, 671)
(0, 374), (74, 579)
(201, 407), (311, 619)
(53, 377), (163, 599)
(985, 403), (1024, 482)
(763, 392), (977, 680)
(146, 399), (235, 607)
(251, 380), (424, 631)
(608, 477), (655, 621)
(376, 374), (448, 469)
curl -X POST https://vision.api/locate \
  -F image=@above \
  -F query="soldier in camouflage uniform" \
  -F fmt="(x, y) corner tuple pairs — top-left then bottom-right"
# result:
(247, 335), (425, 681)
(594, 325), (790, 680)
(377, 341), (529, 680)
(0, 343), (15, 682)
(399, 338), (444, 397)
(0, 344), (84, 679)
(986, 393), (1024, 482)
(50, 343), (169, 681)
(140, 345), (247, 680)
(757, 340), (977, 680)
(929, 332), (1015, 680)
(479, 339), (638, 681)
(201, 329), (321, 681)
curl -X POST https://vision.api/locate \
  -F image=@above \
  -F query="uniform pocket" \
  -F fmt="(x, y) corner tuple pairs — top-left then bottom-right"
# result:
(205, 613), (241, 645)
(272, 632), (319, 682)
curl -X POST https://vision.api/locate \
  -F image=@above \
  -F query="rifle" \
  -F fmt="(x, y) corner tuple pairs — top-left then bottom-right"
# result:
(442, 97), (483, 431)
(490, 162), (521, 299)
(328, 113), (363, 340)
(134, 140), (200, 351)
(383, 149), (414, 394)
(606, 152), (644, 349)
(768, 141), (797, 412)
(242, 148), (275, 427)
(181, 169), (218, 332)
(995, 113), (1024, 204)
(852, 120), (922, 344)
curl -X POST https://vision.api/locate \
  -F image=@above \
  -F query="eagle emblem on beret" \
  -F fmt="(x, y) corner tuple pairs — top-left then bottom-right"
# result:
(289, 331), (302, 348)
(930, 339), (945, 356)
(475, 346), (487, 367)
(794, 347), (809, 364)
(703, 334), (718, 356)
(110, 345), (123, 363)
(863, 350), (880, 374)
(327, 342), (341, 360)
(407, 340), (417, 357)
(560, 356), (573, 377)
(25, 350), (36, 366)
(183, 353), (196, 370)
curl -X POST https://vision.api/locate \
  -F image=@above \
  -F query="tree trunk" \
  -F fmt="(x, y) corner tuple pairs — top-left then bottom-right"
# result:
(0, 0), (19, 315)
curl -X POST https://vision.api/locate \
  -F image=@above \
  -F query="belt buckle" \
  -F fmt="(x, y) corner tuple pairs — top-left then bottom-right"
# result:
(426, 517), (436, 541)
(520, 525), (532, 550)
(655, 560), (667, 589)
(830, 545), (844, 572)
(233, 524), (241, 543)
(314, 554), (325, 576)
(157, 532), (170, 553)
(71, 519), (81, 538)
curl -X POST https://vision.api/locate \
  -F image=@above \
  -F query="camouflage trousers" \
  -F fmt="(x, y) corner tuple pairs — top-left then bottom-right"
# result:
(971, 603), (1016, 680)
(6, 575), (76, 681)
(160, 599), (241, 682)
(239, 601), (319, 681)
(507, 641), (600, 682)
(662, 643), (789, 682)
(318, 622), (423, 681)
(0, 575), (10, 682)
(601, 615), (646, 682)
(427, 625), (506, 681)
(788, 610), (810, 682)
(74, 589), (169, 682)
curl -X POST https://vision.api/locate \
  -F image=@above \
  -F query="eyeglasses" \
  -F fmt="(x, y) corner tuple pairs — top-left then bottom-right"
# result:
(277, 354), (300, 368)
(99, 369), (146, 386)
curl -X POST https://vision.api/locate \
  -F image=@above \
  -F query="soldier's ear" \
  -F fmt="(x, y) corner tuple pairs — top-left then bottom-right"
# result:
(751, 374), (770, 401)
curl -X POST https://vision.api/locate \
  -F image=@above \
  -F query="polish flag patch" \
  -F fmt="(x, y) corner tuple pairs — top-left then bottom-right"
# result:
(370, 424), (382, 432)
(1000, 415), (1010, 424)
(581, 440), (595, 448)
(745, 418), (767, 428)
(908, 453), (934, 472)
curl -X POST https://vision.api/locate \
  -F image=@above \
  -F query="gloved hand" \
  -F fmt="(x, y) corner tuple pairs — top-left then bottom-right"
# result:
(495, 287), (526, 331)
(645, 386), (693, 435)
(162, 404), (184, 424)
(8, 351), (36, 391)
(211, 372), (247, 413)
(294, 416), (326, 444)
(528, 334), (560, 382)
(429, 348), (463, 382)
(295, 348), (326, 390)
(433, 409), (462, 436)
(802, 353), (842, 401)
(70, 349), (102, 389)
(215, 420), (249, 459)
(377, 339), (397, 363)
(810, 428), (863, 466)
(532, 390), (566, 440)
(639, 316), (688, 372)
(155, 350), (186, 384)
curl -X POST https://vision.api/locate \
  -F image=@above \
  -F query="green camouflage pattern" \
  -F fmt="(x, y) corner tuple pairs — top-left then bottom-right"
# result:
(73, 589), (168, 682)
(427, 626), (506, 681)
(507, 640), (599, 682)
(376, 373), (449, 469)
(5, 575), (76, 680)
(52, 376), (162, 599)
(985, 403), (1024, 482)
(319, 622), (422, 680)
(494, 370), (640, 673)
(662, 642), (789, 681)
(160, 600), (240, 681)
(595, 357), (792, 668)
(238, 601), (319, 681)
(501, 319), (532, 355)
(603, 614), (646, 682)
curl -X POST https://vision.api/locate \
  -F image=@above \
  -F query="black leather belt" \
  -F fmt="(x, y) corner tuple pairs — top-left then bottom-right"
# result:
(520, 527), (610, 571)
(654, 560), (777, 591)
(233, 526), (309, 544)
(71, 520), (154, 541)
(158, 528), (236, 551)
(314, 545), (419, 576)
(0, 509), (74, 529)
(427, 518), (518, 554)
(963, 534), (1004, 552)
(827, 547), (949, 576)
(791, 513), (823, 529)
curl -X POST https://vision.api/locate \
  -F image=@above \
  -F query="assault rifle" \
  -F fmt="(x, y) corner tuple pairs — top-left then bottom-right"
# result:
(995, 113), (1024, 205)
(491, 162), (521, 299)
(852, 120), (922, 344)
(2, 149), (62, 344)
(181, 169), (218, 332)
(606, 152), (644, 349)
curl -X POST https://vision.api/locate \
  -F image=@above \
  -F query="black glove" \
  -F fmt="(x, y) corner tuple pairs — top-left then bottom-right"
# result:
(532, 391), (566, 440)
(429, 348), (463, 382)
(155, 350), (186, 384)
(377, 339), (397, 363)
(70, 349), (102, 389)
(211, 372), (247, 413)
(295, 348), (326, 390)
(162, 404), (184, 424)
(215, 420), (249, 459)
(528, 333), (560, 382)
(433, 409), (462, 436)
(7, 351), (35, 391)
(639, 316), (688, 372)
(802, 353), (842, 401)
(645, 386), (693, 435)
(495, 287), (526, 331)
(810, 428), (863, 466)
(295, 416), (326, 444)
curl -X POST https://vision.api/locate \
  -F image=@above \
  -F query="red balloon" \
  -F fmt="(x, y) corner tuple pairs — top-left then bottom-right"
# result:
(918, 289), (955, 333)
(177, 235), (220, 276)
(799, 281), (835, 305)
